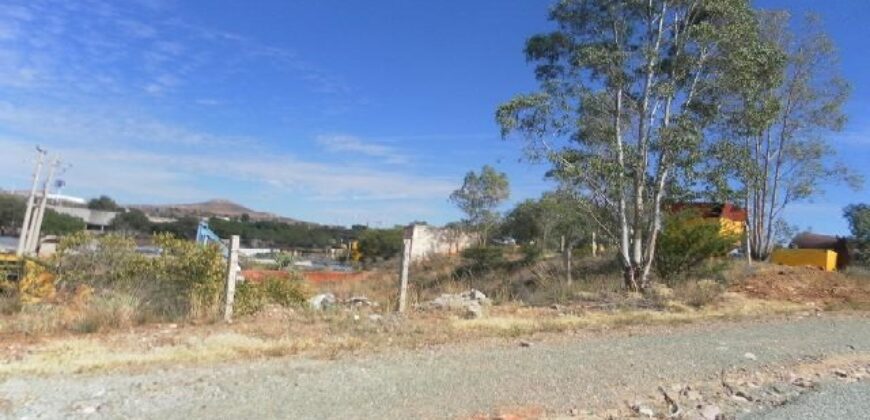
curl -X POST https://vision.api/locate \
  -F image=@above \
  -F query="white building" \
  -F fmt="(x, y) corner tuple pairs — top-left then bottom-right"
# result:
(404, 224), (473, 262)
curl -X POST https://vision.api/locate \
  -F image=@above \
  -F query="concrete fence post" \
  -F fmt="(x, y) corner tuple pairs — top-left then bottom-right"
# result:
(591, 231), (597, 258)
(398, 237), (412, 313)
(224, 235), (240, 322)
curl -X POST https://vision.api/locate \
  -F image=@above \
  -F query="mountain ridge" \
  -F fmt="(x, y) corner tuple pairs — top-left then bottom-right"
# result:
(131, 199), (306, 224)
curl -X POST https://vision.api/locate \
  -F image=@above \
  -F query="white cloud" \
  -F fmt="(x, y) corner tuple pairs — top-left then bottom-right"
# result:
(0, 137), (453, 204)
(316, 134), (410, 165)
(0, 102), (250, 148)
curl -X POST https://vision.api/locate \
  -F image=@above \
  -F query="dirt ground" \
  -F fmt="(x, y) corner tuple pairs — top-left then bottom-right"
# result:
(2, 262), (868, 377)
(2, 316), (869, 419)
(730, 264), (870, 309)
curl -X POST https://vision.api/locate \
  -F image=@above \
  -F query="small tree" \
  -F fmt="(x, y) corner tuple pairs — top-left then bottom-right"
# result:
(449, 165), (509, 245)
(357, 227), (404, 262)
(844, 203), (870, 265)
(655, 210), (741, 284)
(111, 209), (152, 234)
(87, 195), (121, 211)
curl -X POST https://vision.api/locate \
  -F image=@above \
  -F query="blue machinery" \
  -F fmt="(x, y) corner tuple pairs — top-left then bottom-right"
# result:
(196, 220), (243, 280)
(195, 220), (229, 258)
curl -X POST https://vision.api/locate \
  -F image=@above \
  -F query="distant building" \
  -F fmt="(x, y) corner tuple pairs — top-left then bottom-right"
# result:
(405, 224), (474, 263)
(668, 202), (747, 237)
(8, 190), (87, 206)
(48, 205), (118, 231)
(145, 215), (178, 224)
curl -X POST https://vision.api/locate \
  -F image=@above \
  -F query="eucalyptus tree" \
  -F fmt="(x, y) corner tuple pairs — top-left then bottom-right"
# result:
(708, 13), (860, 260)
(497, 0), (770, 289)
(450, 165), (510, 245)
(844, 204), (870, 265)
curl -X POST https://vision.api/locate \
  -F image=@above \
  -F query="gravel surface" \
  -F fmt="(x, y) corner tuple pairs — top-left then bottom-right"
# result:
(2, 316), (869, 419)
(742, 381), (870, 420)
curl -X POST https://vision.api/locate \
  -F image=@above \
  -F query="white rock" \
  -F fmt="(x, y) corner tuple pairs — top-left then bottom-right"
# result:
(698, 405), (721, 420)
(308, 293), (337, 310)
(744, 352), (757, 361)
(463, 303), (484, 319)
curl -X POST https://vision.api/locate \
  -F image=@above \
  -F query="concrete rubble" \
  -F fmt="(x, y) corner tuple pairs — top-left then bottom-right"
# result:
(429, 289), (490, 319)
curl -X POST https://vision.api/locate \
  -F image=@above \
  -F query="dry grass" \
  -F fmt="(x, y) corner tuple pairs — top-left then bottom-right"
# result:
(453, 293), (804, 336)
(0, 292), (810, 377)
(2, 255), (866, 376)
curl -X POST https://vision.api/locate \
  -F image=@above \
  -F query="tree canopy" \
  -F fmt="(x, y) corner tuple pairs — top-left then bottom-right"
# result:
(87, 195), (122, 211)
(498, 0), (776, 289)
(449, 165), (509, 244)
(844, 203), (870, 265)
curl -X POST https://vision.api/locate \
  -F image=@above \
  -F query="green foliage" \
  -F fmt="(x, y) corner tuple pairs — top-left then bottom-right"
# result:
(274, 252), (296, 270)
(151, 216), (199, 240)
(654, 211), (740, 284)
(0, 194), (24, 234)
(500, 199), (541, 244)
(234, 281), (267, 316)
(42, 210), (86, 235)
(234, 275), (309, 316)
(0, 194), (85, 236)
(56, 232), (227, 321)
(496, 0), (773, 287)
(357, 227), (403, 262)
(450, 165), (509, 244)
(706, 13), (859, 259)
(111, 209), (152, 234)
(844, 203), (870, 264)
(460, 246), (505, 273)
(207, 218), (355, 249)
(263, 275), (309, 307)
(501, 191), (589, 251)
(520, 243), (543, 265)
(87, 195), (121, 211)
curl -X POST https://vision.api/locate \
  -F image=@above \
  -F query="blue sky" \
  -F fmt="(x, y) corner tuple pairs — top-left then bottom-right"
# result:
(0, 0), (866, 232)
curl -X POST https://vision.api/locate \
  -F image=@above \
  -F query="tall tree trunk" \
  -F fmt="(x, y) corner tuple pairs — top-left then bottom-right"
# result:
(614, 89), (637, 291)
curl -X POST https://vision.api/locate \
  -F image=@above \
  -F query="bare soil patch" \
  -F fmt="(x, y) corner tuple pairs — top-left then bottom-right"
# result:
(731, 264), (870, 309)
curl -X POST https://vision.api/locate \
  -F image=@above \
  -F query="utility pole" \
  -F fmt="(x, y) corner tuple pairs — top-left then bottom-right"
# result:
(26, 158), (60, 255)
(17, 147), (47, 257)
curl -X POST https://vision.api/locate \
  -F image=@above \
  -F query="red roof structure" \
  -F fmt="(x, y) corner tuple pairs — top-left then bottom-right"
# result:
(668, 202), (747, 222)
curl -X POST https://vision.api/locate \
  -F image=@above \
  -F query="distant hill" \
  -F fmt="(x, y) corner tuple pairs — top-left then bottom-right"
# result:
(131, 199), (305, 224)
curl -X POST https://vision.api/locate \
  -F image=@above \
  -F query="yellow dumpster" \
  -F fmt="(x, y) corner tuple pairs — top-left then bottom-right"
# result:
(770, 249), (837, 272)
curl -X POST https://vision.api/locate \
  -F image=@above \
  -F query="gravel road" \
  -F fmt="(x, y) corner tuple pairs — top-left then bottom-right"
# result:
(742, 381), (870, 420)
(2, 316), (869, 419)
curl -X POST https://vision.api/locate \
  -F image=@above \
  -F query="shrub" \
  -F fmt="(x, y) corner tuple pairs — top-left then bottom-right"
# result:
(148, 233), (226, 320)
(263, 275), (309, 307)
(235, 281), (267, 316)
(520, 244), (543, 265)
(0, 293), (21, 315)
(72, 292), (141, 333)
(234, 275), (310, 316)
(460, 246), (505, 272)
(675, 279), (723, 308)
(655, 210), (740, 285)
(55, 232), (227, 322)
(357, 228), (404, 262)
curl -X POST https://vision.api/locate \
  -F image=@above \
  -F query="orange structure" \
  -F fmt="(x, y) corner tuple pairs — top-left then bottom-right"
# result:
(668, 202), (747, 238)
